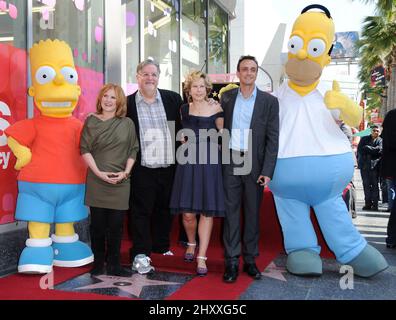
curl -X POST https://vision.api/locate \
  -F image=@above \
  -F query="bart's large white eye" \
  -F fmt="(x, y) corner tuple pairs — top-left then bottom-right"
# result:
(288, 36), (304, 55)
(35, 66), (56, 84)
(307, 39), (326, 57)
(60, 67), (78, 84)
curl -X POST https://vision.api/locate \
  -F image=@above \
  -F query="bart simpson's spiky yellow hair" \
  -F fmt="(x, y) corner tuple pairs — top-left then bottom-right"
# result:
(29, 39), (74, 71)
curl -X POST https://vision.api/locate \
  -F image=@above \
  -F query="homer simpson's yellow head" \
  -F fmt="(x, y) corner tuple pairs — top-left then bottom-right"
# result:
(28, 39), (81, 118)
(285, 5), (335, 93)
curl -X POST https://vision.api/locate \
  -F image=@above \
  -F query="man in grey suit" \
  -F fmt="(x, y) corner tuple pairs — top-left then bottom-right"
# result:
(220, 55), (279, 283)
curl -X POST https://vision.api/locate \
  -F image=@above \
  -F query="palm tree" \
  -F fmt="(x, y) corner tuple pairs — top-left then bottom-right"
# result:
(358, 0), (394, 17)
(356, 0), (396, 118)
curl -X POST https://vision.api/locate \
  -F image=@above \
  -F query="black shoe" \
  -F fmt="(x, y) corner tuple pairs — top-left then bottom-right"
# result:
(386, 243), (396, 249)
(371, 205), (379, 211)
(107, 265), (133, 277)
(243, 263), (262, 280)
(90, 264), (105, 276)
(362, 205), (372, 211)
(223, 264), (239, 283)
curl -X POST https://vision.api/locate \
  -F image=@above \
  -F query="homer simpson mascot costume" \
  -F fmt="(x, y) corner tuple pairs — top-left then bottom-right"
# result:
(5, 39), (93, 273)
(270, 5), (388, 277)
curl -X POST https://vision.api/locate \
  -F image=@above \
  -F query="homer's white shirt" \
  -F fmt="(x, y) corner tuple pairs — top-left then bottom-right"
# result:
(273, 81), (351, 159)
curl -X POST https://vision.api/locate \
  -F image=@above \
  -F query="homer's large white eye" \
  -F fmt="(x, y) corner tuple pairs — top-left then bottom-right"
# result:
(307, 39), (326, 57)
(287, 36), (304, 55)
(35, 66), (56, 84)
(60, 67), (78, 84)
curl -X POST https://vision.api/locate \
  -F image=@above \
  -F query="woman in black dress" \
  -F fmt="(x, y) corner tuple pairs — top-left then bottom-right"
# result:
(170, 71), (225, 276)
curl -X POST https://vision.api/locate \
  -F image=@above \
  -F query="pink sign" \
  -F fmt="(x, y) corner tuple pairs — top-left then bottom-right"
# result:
(74, 0), (84, 11)
(95, 26), (103, 43)
(41, 7), (50, 21)
(208, 73), (239, 83)
(41, 0), (56, 8)
(126, 12), (136, 27)
(127, 83), (138, 96)
(74, 66), (104, 121)
(0, 44), (27, 225)
(0, 1), (6, 11)
(8, 3), (17, 19)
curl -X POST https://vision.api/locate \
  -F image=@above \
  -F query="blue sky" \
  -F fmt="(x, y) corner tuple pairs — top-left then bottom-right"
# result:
(270, 0), (376, 33)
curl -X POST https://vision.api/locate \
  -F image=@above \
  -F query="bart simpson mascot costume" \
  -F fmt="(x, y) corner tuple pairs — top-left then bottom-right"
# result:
(270, 5), (388, 277)
(5, 39), (93, 273)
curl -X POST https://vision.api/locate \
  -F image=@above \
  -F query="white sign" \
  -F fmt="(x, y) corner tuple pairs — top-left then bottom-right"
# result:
(0, 101), (11, 147)
(0, 101), (12, 170)
(181, 16), (200, 66)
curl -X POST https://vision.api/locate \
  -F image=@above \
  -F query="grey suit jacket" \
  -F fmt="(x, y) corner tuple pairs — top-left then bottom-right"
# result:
(220, 87), (279, 179)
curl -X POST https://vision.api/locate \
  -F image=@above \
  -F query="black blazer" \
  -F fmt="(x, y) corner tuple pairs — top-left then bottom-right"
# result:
(126, 89), (183, 165)
(220, 87), (279, 179)
(357, 135), (382, 171)
(380, 109), (396, 178)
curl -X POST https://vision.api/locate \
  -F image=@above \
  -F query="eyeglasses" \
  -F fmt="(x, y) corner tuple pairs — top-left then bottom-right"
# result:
(138, 72), (159, 79)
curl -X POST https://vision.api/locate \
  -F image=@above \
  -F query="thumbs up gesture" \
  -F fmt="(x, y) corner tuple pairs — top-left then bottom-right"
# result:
(324, 80), (347, 111)
(324, 80), (363, 127)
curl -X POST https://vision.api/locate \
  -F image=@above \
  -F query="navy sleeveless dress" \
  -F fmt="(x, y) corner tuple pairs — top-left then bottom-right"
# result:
(170, 103), (225, 217)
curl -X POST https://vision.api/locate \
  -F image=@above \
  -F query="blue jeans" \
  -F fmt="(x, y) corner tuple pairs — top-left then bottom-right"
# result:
(386, 178), (396, 210)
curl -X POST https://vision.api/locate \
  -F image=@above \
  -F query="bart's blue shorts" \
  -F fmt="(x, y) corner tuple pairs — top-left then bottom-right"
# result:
(15, 181), (87, 223)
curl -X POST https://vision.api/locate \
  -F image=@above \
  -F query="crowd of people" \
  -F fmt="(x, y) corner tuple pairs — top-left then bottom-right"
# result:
(77, 54), (394, 281)
(356, 112), (396, 249)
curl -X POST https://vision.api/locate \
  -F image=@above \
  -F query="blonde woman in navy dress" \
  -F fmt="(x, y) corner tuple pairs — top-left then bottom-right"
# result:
(170, 71), (225, 276)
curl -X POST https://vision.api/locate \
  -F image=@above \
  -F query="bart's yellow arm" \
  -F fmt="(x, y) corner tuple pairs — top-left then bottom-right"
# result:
(7, 137), (32, 170)
(324, 80), (363, 127)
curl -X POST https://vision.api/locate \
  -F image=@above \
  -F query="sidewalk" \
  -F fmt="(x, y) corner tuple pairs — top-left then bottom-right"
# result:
(352, 169), (389, 246)
(239, 169), (396, 300)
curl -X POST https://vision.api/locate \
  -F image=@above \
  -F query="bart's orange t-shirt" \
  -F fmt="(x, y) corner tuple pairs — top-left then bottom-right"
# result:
(5, 115), (87, 184)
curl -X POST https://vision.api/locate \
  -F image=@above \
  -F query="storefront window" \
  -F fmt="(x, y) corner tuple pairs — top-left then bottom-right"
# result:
(124, 0), (140, 95)
(32, 0), (105, 120)
(143, 0), (180, 92)
(0, 0), (27, 224)
(208, 0), (228, 74)
(181, 0), (206, 80)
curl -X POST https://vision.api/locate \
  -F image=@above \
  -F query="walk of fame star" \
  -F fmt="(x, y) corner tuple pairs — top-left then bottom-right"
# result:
(75, 274), (183, 297)
(261, 261), (287, 281)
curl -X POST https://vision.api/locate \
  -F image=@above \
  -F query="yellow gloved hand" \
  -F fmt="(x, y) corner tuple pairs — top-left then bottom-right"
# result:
(219, 83), (239, 100)
(7, 136), (32, 170)
(324, 80), (363, 127)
